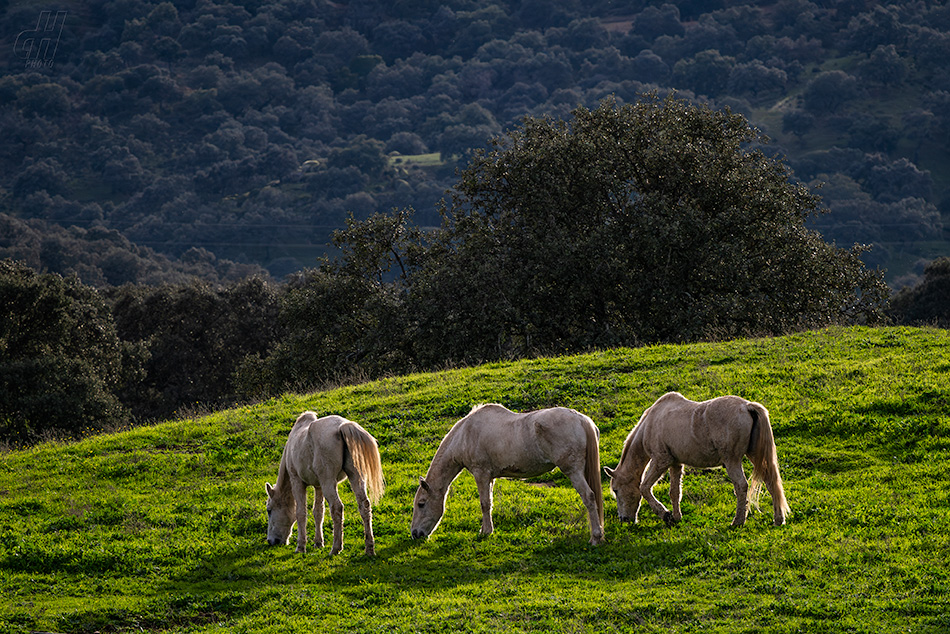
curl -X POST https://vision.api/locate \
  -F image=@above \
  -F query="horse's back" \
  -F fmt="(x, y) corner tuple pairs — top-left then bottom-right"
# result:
(525, 407), (597, 449)
(639, 393), (755, 467)
(458, 404), (593, 476)
(465, 404), (592, 444)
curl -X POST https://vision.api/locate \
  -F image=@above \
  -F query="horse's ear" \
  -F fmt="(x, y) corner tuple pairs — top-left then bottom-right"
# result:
(265, 482), (275, 497)
(603, 467), (615, 479)
(419, 477), (431, 492)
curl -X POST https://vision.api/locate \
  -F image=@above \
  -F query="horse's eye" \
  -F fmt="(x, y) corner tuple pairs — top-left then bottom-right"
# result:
(417, 502), (425, 509)
(267, 509), (272, 516)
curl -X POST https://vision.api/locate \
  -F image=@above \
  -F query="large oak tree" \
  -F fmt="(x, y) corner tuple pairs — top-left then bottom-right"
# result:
(407, 94), (888, 363)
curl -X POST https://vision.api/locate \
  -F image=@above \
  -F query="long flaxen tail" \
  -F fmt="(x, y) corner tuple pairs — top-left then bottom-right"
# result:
(341, 422), (385, 503)
(746, 403), (790, 523)
(583, 419), (605, 526)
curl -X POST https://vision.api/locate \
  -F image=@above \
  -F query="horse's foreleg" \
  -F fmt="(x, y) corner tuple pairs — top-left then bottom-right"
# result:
(292, 481), (309, 554)
(669, 463), (684, 523)
(473, 471), (495, 536)
(724, 460), (749, 527)
(639, 458), (675, 526)
(565, 470), (605, 545)
(348, 473), (376, 556)
(312, 487), (325, 549)
(324, 486), (345, 555)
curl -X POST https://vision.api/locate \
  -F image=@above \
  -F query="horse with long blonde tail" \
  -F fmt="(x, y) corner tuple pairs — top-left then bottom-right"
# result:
(605, 392), (789, 528)
(410, 404), (605, 545)
(266, 412), (384, 555)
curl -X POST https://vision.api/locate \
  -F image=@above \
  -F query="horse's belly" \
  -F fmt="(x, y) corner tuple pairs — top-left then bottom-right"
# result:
(498, 460), (555, 479)
(667, 439), (722, 468)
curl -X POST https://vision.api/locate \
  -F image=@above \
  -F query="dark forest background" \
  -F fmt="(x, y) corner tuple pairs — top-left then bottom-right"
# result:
(2, 0), (949, 286)
(3, 0), (950, 442)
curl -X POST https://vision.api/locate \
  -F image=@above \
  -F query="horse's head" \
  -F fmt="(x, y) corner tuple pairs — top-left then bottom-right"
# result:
(604, 465), (642, 523)
(410, 477), (445, 540)
(265, 482), (295, 546)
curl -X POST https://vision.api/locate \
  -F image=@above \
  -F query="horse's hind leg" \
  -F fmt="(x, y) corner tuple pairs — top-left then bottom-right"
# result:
(724, 460), (749, 527)
(323, 484), (345, 555)
(669, 463), (684, 523)
(564, 469), (605, 545)
(347, 471), (376, 556)
(640, 457), (676, 526)
(311, 487), (325, 549)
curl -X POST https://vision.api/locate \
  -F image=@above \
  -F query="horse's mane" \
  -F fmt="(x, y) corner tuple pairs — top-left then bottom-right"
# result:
(617, 412), (647, 467)
(618, 430), (635, 466)
(275, 449), (294, 489)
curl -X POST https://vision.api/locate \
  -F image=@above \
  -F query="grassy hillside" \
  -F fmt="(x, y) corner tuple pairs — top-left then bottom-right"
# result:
(2, 326), (949, 633)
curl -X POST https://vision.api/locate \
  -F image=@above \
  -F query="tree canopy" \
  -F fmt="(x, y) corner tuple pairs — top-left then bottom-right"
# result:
(0, 260), (141, 442)
(406, 95), (889, 363)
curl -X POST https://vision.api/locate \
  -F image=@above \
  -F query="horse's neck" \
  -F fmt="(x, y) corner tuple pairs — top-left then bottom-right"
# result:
(620, 432), (647, 471)
(426, 434), (464, 494)
(273, 456), (295, 501)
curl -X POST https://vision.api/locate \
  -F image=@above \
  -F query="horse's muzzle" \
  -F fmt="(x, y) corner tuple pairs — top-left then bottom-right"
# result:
(411, 529), (427, 540)
(267, 537), (282, 546)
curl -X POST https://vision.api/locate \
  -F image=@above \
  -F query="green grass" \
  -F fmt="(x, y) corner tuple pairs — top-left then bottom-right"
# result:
(390, 152), (444, 168)
(2, 326), (950, 633)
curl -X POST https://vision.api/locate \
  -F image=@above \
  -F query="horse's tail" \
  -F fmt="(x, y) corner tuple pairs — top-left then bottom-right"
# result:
(341, 422), (385, 503)
(583, 418), (605, 526)
(746, 403), (790, 521)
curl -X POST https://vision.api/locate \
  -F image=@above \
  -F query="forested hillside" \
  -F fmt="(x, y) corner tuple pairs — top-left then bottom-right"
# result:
(2, 0), (949, 285)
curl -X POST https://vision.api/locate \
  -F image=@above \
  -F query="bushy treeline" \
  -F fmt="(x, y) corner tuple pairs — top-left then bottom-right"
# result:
(2, 0), (949, 284)
(12, 96), (948, 445)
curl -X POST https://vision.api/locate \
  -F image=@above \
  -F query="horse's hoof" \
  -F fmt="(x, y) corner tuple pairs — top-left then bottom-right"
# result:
(663, 511), (677, 527)
(329, 547), (342, 556)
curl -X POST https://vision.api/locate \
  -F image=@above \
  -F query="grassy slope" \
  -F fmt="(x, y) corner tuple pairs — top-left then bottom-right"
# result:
(1, 326), (949, 633)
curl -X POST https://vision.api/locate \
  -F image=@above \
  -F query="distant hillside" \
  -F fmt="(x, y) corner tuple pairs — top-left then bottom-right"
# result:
(2, 0), (949, 285)
(1, 326), (948, 632)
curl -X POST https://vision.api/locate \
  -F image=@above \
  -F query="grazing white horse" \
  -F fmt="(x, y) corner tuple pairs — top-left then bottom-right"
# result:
(410, 404), (605, 545)
(266, 412), (384, 555)
(605, 392), (789, 527)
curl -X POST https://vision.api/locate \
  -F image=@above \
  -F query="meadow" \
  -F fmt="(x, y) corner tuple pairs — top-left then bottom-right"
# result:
(1, 326), (949, 633)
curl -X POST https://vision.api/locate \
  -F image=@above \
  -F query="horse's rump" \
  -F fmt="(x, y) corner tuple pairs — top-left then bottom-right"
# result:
(340, 421), (385, 503)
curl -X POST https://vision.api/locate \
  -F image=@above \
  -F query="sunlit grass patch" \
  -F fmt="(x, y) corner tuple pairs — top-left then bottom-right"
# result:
(2, 326), (949, 632)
